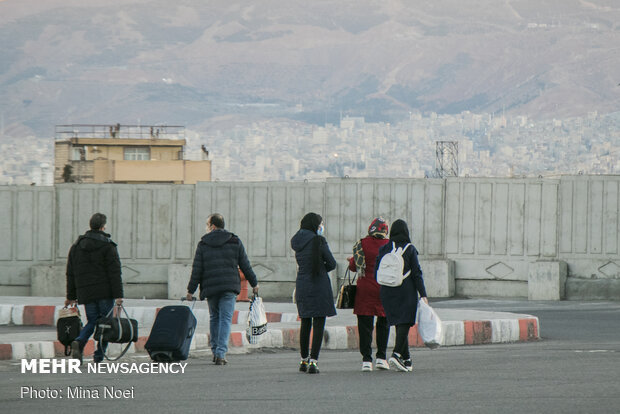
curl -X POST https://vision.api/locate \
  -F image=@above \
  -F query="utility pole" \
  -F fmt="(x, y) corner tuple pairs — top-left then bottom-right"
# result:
(435, 140), (459, 178)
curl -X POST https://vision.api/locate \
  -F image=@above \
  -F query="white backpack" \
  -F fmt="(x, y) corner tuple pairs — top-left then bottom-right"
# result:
(376, 242), (411, 287)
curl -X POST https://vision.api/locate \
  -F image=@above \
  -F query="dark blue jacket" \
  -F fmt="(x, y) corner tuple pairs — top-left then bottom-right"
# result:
(291, 229), (337, 318)
(377, 241), (427, 326)
(188, 229), (258, 300)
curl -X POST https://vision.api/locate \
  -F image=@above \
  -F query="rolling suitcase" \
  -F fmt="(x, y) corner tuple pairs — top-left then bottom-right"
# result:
(145, 298), (197, 362)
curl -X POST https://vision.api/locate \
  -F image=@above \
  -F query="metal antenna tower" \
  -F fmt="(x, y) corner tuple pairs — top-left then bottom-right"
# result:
(435, 140), (459, 178)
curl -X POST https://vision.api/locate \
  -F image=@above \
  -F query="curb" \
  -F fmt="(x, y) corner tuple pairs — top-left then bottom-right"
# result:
(0, 317), (539, 360)
(0, 304), (300, 329)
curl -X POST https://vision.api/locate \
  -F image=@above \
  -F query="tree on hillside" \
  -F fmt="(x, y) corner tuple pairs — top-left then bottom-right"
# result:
(62, 164), (73, 182)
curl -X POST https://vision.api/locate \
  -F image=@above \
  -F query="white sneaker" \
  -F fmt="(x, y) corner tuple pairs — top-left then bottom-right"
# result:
(375, 358), (389, 370)
(361, 361), (373, 372)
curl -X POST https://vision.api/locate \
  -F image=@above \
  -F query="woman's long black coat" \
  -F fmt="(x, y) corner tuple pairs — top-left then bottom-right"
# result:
(291, 229), (337, 318)
(377, 241), (428, 326)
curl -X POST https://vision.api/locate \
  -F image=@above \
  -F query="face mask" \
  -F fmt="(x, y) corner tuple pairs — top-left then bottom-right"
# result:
(317, 224), (324, 236)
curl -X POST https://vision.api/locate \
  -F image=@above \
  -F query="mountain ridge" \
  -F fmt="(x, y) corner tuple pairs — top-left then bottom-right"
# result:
(0, 0), (619, 137)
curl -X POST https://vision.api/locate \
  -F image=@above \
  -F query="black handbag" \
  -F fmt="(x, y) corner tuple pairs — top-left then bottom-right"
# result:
(94, 304), (138, 361)
(336, 268), (357, 309)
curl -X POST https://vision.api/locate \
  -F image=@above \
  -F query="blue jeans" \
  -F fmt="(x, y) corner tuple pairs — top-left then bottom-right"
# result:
(207, 292), (237, 359)
(76, 298), (114, 362)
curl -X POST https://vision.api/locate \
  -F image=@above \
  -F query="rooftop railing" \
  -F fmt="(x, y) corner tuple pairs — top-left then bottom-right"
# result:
(55, 124), (186, 141)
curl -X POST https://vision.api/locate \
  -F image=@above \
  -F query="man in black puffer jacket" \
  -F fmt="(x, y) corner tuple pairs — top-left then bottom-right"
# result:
(186, 213), (259, 365)
(65, 213), (123, 364)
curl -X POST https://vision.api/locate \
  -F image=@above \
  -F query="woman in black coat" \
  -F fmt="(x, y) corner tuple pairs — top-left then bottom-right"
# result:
(376, 219), (428, 372)
(291, 212), (337, 374)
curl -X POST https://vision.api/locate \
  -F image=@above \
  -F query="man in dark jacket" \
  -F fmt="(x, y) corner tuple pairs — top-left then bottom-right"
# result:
(186, 213), (259, 365)
(65, 213), (123, 364)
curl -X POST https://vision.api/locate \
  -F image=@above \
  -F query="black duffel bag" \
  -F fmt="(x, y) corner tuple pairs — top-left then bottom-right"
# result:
(94, 304), (138, 361)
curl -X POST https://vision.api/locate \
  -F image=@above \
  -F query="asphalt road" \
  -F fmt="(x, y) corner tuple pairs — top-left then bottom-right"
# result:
(1, 300), (619, 414)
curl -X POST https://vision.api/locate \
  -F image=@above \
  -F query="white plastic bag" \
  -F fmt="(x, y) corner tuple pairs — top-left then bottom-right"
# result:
(246, 295), (268, 344)
(417, 300), (442, 349)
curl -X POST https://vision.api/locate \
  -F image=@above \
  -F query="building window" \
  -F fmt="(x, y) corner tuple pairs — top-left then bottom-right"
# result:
(124, 147), (150, 160)
(72, 146), (86, 161)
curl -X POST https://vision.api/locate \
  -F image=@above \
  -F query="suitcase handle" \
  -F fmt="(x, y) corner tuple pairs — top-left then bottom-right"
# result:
(188, 326), (194, 338)
(181, 297), (197, 311)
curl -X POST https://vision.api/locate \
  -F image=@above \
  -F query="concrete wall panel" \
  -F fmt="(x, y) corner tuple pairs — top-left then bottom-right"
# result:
(269, 186), (287, 258)
(445, 181), (460, 254)
(559, 180), (573, 253)
(541, 182), (558, 257)
(36, 189), (54, 261)
(572, 179), (588, 254)
(288, 185), (306, 243)
(136, 189), (153, 259)
(249, 186), (268, 257)
(16, 191), (34, 261)
(175, 187), (194, 260)
(116, 188), (134, 259)
(305, 184), (325, 217)
(410, 182), (425, 254)
(477, 182), (492, 255)
(526, 183), (542, 256)
(589, 180), (604, 254)
(604, 180), (618, 255)
(509, 183), (525, 256)
(0, 189), (12, 260)
(56, 187), (74, 258)
(461, 182), (476, 255)
(77, 188), (94, 237)
(492, 183), (509, 255)
(155, 187), (173, 259)
(425, 182), (444, 256)
(231, 186), (250, 247)
(359, 182), (375, 230)
(194, 183), (212, 245)
(325, 182), (341, 254)
(375, 182), (391, 220)
(342, 182), (358, 253)
(96, 187), (114, 222)
(393, 182), (409, 223)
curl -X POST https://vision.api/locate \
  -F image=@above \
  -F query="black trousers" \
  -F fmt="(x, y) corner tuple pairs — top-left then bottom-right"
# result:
(357, 315), (389, 362)
(393, 324), (411, 360)
(300, 317), (326, 360)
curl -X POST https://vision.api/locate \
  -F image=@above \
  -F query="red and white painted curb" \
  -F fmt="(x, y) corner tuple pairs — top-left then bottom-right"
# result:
(0, 304), (299, 329)
(0, 303), (539, 360)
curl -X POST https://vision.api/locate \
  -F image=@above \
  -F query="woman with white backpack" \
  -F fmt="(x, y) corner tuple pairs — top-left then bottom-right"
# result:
(375, 219), (428, 372)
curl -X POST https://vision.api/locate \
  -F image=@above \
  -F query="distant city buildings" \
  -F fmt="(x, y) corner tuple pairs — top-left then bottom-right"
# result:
(207, 112), (619, 181)
(0, 112), (617, 185)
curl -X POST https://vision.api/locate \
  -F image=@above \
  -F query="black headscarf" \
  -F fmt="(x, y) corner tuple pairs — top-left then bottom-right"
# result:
(300, 212), (324, 276)
(389, 219), (411, 244)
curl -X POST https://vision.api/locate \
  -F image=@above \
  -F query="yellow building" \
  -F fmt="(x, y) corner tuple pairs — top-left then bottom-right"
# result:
(54, 124), (211, 184)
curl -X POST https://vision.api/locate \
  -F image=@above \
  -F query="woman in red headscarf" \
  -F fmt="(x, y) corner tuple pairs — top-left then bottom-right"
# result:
(349, 217), (390, 372)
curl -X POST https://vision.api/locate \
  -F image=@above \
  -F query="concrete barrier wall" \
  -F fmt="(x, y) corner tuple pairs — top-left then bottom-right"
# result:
(0, 176), (618, 300)
(558, 176), (620, 300)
